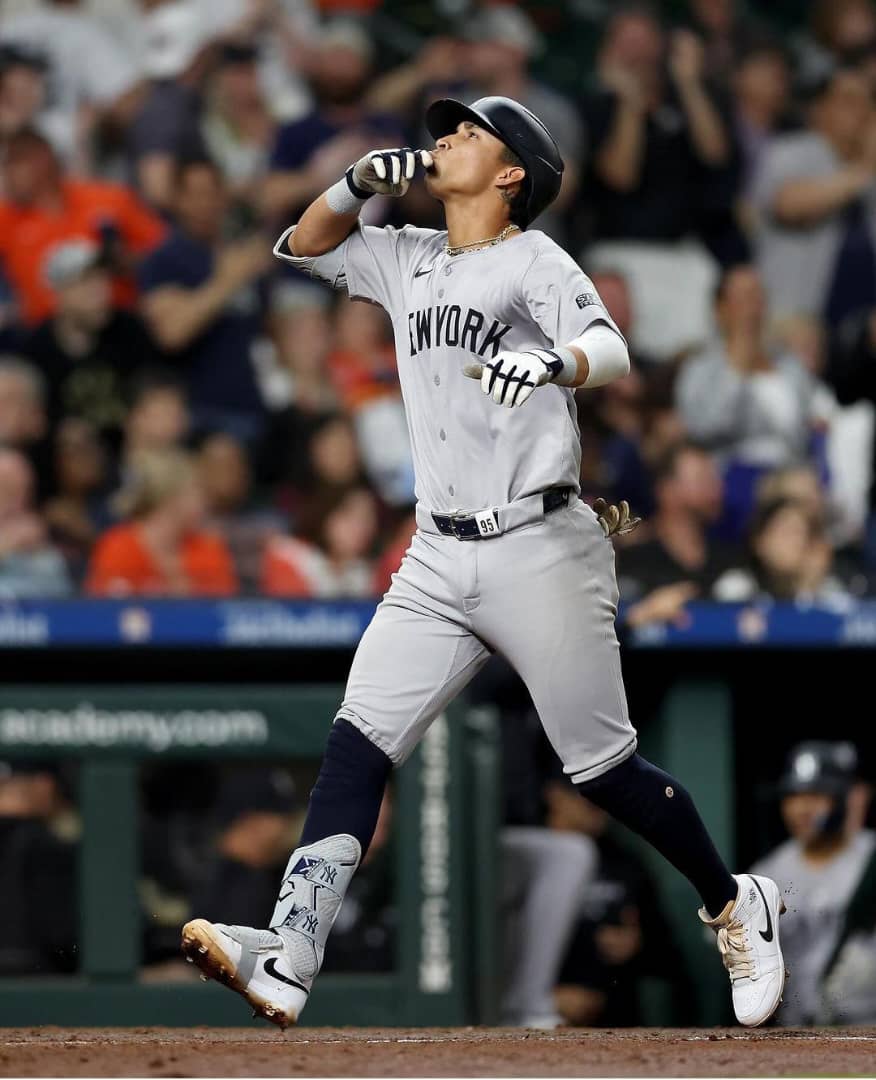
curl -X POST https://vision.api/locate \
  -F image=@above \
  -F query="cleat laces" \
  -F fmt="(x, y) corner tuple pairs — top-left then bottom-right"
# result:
(717, 919), (755, 982)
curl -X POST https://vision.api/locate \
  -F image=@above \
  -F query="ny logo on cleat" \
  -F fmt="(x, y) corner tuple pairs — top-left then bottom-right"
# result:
(303, 913), (319, 934)
(290, 855), (321, 876)
(319, 865), (337, 885)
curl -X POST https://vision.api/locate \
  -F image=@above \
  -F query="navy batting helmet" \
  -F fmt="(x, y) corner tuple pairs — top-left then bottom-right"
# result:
(425, 96), (564, 229)
(778, 741), (858, 798)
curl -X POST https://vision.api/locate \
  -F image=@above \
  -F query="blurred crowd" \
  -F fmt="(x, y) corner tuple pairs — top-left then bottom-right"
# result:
(1, 0), (876, 610)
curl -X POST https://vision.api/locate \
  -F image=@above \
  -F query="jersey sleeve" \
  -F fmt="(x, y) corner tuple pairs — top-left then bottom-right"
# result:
(273, 223), (406, 313)
(521, 246), (624, 349)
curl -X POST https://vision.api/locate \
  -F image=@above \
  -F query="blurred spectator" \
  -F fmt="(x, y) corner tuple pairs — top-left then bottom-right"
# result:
(266, 285), (336, 413)
(138, 158), (270, 442)
(577, 269), (659, 514)
(0, 759), (77, 974)
(617, 443), (737, 607)
(546, 780), (690, 1026)
(0, 269), (19, 351)
(461, 6), (582, 240)
(718, 495), (848, 602)
(685, 0), (770, 84)
(23, 239), (160, 451)
(0, 447), (72, 598)
(732, 42), (794, 206)
(86, 447), (238, 596)
(0, 44), (51, 154)
(364, 32), (466, 123)
(770, 312), (875, 547)
(751, 741), (876, 1025)
(197, 431), (283, 593)
(328, 297), (413, 507)
(799, 0), (876, 87)
(262, 19), (404, 224)
(586, 7), (732, 243)
(753, 65), (876, 327)
(0, 355), (53, 498)
(263, 410), (363, 520)
(127, 0), (209, 212)
(826, 307), (876, 558)
(122, 373), (190, 464)
(583, 6), (740, 358)
(0, 128), (165, 326)
(201, 44), (276, 217)
(0, 0), (142, 169)
(372, 508), (416, 597)
(43, 418), (112, 584)
(191, 766), (301, 928)
(261, 485), (379, 598)
(677, 265), (828, 533)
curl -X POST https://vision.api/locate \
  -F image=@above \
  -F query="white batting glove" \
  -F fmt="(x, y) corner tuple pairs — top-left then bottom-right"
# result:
(463, 348), (575, 408)
(347, 148), (432, 199)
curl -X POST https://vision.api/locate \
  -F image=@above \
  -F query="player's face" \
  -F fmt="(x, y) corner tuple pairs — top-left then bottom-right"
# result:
(781, 791), (837, 844)
(425, 121), (520, 202)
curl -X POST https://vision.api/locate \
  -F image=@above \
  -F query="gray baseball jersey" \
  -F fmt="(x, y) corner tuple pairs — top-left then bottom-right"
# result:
(276, 224), (622, 512)
(275, 222), (636, 782)
(751, 830), (876, 1025)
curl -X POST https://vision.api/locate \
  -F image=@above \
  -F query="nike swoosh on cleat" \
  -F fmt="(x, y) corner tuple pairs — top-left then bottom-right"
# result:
(414, 266), (433, 278)
(263, 957), (309, 993)
(752, 878), (774, 942)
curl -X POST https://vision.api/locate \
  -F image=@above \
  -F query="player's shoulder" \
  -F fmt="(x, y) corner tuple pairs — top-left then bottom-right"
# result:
(518, 229), (578, 261)
(516, 229), (589, 279)
(383, 224), (445, 250)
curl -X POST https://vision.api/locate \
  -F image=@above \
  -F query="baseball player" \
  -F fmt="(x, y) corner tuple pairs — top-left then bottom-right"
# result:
(182, 96), (786, 1028)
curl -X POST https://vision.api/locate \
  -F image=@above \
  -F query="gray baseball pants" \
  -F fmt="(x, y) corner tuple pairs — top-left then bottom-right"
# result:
(336, 496), (637, 782)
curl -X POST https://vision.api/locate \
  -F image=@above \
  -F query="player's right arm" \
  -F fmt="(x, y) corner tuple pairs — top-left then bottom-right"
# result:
(281, 148), (432, 258)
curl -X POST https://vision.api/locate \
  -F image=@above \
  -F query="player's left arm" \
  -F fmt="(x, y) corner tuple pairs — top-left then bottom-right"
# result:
(464, 254), (630, 407)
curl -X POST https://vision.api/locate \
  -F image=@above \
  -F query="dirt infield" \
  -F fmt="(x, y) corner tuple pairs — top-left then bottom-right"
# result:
(1, 1027), (875, 1078)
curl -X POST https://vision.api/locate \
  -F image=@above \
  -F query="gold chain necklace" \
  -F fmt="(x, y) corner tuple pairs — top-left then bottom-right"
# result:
(445, 223), (519, 257)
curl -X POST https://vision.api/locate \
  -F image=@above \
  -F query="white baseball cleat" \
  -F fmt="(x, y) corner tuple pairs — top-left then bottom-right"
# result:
(700, 873), (788, 1027)
(182, 834), (361, 1030)
(181, 919), (309, 1030)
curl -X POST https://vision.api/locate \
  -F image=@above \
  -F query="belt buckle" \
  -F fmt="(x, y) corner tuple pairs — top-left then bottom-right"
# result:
(449, 510), (477, 541)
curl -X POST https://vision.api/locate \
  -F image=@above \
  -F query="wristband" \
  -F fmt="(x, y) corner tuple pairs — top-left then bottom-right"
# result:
(539, 346), (578, 385)
(325, 171), (371, 215)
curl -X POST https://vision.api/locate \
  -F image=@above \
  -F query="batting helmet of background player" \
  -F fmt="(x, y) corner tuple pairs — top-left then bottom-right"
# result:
(777, 740), (859, 839)
(425, 96), (564, 229)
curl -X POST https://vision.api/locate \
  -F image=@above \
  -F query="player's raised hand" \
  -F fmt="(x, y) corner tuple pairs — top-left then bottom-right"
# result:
(463, 349), (567, 408)
(348, 148), (433, 198)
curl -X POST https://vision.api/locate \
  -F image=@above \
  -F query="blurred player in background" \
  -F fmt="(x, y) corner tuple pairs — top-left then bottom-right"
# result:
(751, 742), (875, 1024)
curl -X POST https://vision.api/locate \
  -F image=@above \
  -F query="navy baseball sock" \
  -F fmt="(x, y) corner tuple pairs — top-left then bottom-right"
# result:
(299, 718), (392, 857)
(576, 752), (737, 917)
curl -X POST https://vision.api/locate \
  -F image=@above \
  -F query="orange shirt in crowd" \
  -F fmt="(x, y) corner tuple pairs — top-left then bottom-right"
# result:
(86, 523), (238, 597)
(0, 180), (165, 325)
(261, 536), (377, 598)
(327, 345), (399, 412)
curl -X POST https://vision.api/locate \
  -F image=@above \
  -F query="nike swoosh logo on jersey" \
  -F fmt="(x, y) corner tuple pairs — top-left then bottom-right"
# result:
(263, 957), (308, 993)
(752, 878), (774, 942)
(414, 265), (433, 278)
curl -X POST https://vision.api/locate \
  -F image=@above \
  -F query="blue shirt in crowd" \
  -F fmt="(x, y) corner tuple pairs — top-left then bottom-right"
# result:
(138, 229), (266, 442)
